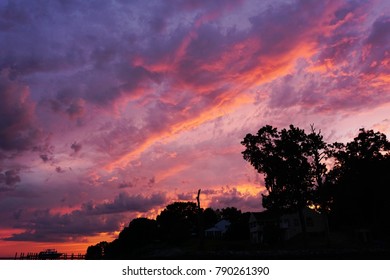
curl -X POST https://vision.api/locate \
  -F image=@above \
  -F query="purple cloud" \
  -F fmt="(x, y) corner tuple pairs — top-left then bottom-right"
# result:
(0, 76), (40, 152)
(88, 192), (167, 215)
(4, 191), (167, 242)
(70, 142), (82, 154)
(209, 187), (264, 211)
(4, 209), (123, 242)
(0, 169), (21, 191)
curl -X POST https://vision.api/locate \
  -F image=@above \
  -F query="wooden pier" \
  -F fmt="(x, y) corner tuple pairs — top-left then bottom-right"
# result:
(15, 252), (85, 260)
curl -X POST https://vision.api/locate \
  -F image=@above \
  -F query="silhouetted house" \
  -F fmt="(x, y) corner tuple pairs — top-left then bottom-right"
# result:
(249, 208), (326, 244)
(280, 208), (326, 240)
(249, 211), (279, 244)
(205, 219), (231, 238)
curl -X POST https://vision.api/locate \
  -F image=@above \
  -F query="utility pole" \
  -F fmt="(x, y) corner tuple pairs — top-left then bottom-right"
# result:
(196, 189), (204, 249)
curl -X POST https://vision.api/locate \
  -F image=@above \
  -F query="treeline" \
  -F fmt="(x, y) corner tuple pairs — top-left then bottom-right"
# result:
(86, 204), (249, 259)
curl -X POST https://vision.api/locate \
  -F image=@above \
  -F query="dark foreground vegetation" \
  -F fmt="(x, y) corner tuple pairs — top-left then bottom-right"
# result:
(86, 125), (390, 259)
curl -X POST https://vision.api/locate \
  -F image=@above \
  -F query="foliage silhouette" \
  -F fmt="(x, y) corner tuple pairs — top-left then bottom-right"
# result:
(156, 202), (198, 241)
(241, 124), (329, 244)
(330, 128), (390, 237)
(103, 218), (157, 259)
(203, 207), (219, 229)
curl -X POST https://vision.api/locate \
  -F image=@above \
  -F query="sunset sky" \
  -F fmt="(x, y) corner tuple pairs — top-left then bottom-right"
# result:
(0, 0), (389, 257)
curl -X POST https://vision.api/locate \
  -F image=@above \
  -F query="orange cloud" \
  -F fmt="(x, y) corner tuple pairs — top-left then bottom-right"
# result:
(105, 91), (253, 171)
(155, 163), (189, 184)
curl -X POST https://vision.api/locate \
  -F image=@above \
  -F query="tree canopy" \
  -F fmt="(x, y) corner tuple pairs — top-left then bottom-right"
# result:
(241, 124), (327, 213)
(156, 201), (199, 240)
(330, 128), (390, 233)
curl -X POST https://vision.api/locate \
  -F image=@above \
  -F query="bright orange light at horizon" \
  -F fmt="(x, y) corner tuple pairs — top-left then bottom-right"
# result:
(0, 231), (120, 258)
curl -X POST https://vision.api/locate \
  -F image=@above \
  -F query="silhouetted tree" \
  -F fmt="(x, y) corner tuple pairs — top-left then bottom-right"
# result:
(85, 241), (108, 260)
(242, 125), (329, 244)
(307, 125), (333, 244)
(219, 207), (241, 221)
(156, 202), (198, 241)
(330, 128), (390, 237)
(306, 125), (332, 210)
(203, 207), (219, 229)
(119, 218), (158, 243)
(104, 218), (157, 259)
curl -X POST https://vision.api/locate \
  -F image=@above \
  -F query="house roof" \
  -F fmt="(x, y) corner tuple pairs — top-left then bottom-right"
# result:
(205, 219), (231, 233)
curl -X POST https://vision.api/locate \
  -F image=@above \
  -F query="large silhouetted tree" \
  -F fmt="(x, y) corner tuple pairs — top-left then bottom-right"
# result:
(156, 201), (198, 241)
(306, 125), (333, 243)
(330, 128), (390, 236)
(241, 125), (329, 242)
(103, 217), (157, 259)
(119, 217), (158, 242)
